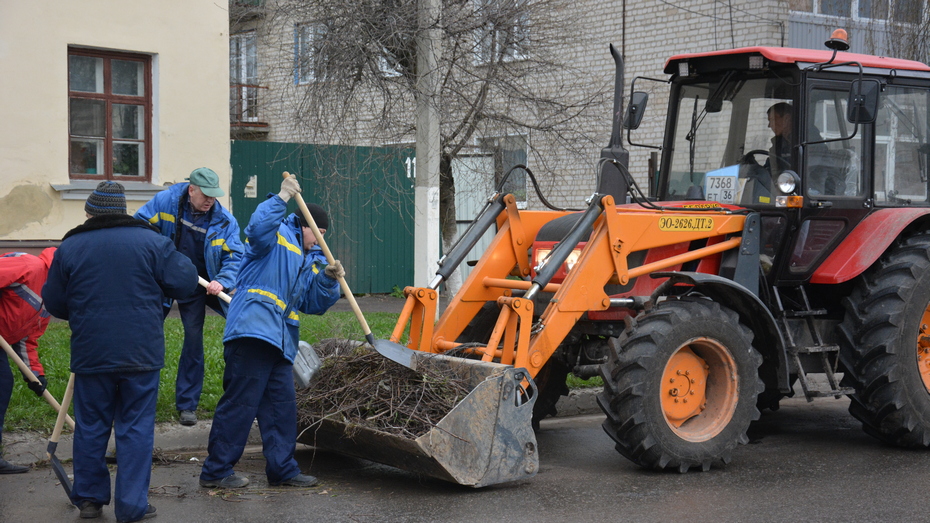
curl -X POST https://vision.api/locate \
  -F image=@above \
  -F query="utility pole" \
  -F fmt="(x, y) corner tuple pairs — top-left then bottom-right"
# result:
(414, 0), (441, 288)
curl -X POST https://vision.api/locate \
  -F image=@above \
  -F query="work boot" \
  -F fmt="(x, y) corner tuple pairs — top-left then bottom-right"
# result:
(79, 500), (103, 519)
(271, 473), (319, 487)
(178, 410), (197, 426)
(0, 457), (28, 474)
(117, 503), (156, 522)
(200, 473), (250, 488)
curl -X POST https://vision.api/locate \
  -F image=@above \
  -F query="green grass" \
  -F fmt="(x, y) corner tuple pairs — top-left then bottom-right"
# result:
(3, 311), (400, 434)
(4, 310), (597, 434)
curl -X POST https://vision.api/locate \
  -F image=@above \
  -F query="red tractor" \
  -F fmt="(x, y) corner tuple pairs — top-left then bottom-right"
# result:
(305, 30), (930, 484)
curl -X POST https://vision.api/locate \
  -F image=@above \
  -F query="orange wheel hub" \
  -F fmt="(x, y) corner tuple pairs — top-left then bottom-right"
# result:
(661, 338), (739, 442)
(917, 308), (930, 393)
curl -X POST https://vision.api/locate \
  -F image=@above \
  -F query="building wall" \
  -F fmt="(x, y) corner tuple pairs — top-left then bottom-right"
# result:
(235, 1), (791, 214)
(0, 0), (231, 241)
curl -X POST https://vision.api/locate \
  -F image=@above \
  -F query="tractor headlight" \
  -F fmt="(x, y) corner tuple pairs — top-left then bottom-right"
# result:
(776, 170), (801, 194)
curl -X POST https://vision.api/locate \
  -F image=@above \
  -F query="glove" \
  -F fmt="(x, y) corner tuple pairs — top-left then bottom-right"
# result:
(324, 259), (345, 280)
(26, 374), (47, 397)
(278, 175), (301, 203)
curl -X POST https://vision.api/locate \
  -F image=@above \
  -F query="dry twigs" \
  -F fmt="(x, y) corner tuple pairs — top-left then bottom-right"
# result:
(296, 339), (471, 439)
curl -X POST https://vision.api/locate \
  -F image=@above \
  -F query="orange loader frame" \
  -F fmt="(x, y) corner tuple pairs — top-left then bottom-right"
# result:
(390, 194), (749, 379)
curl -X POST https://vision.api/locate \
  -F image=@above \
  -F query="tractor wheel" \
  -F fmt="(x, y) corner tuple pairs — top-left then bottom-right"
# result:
(598, 296), (763, 472)
(838, 232), (930, 447)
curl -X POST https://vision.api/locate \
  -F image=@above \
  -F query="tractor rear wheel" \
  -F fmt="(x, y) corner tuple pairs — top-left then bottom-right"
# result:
(598, 296), (763, 472)
(838, 232), (930, 447)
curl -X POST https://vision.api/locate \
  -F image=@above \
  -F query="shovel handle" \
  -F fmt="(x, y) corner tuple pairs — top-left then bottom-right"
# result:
(198, 277), (232, 304)
(0, 333), (75, 430)
(283, 172), (373, 339)
(48, 373), (75, 458)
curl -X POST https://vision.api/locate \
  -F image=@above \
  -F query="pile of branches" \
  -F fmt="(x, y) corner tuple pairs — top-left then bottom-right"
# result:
(296, 339), (473, 439)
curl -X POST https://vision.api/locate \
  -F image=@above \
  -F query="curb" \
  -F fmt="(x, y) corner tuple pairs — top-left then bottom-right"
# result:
(5, 389), (602, 467)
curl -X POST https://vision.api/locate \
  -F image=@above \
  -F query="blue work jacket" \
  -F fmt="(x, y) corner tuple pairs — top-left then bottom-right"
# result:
(134, 183), (243, 293)
(223, 194), (340, 362)
(42, 215), (199, 373)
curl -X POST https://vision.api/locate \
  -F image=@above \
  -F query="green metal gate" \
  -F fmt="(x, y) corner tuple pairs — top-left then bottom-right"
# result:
(230, 140), (415, 294)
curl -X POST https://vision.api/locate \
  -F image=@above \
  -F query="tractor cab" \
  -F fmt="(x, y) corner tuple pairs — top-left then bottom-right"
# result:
(632, 34), (930, 286)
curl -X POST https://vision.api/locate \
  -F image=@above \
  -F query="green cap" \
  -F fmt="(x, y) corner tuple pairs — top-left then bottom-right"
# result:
(187, 167), (224, 197)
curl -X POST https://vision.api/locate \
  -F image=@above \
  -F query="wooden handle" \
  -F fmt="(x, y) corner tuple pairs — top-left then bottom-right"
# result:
(198, 276), (232, 304)
(48, 373), (75, 457)
(282, 172), (373, 338)
(0, 334), (75, 429)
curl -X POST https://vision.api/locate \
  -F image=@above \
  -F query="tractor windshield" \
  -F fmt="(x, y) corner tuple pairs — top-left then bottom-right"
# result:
(664, 76), (794, 207)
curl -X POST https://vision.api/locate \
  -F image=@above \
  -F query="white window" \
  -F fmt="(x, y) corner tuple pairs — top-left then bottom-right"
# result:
(475, 0), (530, 64)
(801, 0), (926, 23)
(296, 22), (329, 83)
(230, 31), (258, 122)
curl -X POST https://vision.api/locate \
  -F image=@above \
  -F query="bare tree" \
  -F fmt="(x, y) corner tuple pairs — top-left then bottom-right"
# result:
(245, 0), (610, 291)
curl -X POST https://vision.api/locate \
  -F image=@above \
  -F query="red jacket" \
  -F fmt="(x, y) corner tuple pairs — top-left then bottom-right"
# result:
(0, 248), (56, 375)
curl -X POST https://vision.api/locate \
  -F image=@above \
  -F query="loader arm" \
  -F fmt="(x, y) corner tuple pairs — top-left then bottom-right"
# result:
(521, 197), (748, 378)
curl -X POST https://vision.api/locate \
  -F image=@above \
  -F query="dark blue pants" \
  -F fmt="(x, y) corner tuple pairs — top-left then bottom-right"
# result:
(70, 370), (159, 523)
(0, 349), (11, 452)
(171, 288), (223, 412)
(200, 337), (300, 484)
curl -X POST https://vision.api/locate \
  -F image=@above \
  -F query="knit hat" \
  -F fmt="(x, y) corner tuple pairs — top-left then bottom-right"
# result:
(298, 203), (329, 230)
(187, 167), (224, 197)
(85, 181), (127, 216)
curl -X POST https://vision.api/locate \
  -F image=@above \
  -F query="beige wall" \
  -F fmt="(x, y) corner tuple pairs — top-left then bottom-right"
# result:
(0, 0), (231, 241)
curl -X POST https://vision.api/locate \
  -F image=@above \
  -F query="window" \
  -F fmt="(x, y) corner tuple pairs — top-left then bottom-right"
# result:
(479, 135), (528, 206)
(873, 85), (930, 205)
(806, 87), (864, 198)
(795, 0), (926, 23)
(475, 0), (530, 64)
(230, 31), (259, 123)
(296, 22), (330, 83)
(68, 48), (151, 181)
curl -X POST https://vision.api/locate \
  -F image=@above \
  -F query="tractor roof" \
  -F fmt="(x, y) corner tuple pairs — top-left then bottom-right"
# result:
(665, 46), (930, 75)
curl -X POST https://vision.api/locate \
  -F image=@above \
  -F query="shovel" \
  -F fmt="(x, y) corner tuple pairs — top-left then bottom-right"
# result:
(0, 334), (75, 430)
(48, 372), (74, 496)
(282, 172), (417, 369)
(197, 276), (232, 304)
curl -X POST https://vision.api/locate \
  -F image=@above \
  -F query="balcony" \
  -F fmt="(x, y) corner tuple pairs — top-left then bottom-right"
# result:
(230, 83), (270, 139)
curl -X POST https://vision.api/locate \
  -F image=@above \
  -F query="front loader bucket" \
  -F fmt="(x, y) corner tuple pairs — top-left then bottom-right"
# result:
(297, 352), (539, 488)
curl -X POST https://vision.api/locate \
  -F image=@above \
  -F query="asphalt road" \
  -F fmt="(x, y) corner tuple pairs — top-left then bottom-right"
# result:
(1, 395), (928, 522)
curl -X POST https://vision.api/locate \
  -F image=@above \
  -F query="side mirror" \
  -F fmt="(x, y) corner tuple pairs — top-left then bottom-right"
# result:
(847, 79), (880, 124)
(623, 91), (648, 130)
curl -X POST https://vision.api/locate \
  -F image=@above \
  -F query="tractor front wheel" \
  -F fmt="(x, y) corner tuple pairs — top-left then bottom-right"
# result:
(598, 296), (763, 472)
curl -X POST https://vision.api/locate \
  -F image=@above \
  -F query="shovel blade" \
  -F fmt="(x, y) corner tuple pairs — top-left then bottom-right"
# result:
(371, 339), (417, 370)
(47, 441), (72, 497)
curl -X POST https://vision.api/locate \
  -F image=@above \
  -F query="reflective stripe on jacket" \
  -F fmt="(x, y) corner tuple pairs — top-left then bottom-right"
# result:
(223, 194), (339, 362)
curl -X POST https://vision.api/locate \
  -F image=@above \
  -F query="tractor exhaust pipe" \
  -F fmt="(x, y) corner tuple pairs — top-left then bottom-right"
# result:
(598, 44), (630, 202)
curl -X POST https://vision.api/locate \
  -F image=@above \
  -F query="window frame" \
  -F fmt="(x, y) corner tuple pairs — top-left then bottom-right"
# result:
(68, 47), (152, 182)
(230, 31), (260, 123)
(474, 0), (531, 65)
(295, 22), (329, 84)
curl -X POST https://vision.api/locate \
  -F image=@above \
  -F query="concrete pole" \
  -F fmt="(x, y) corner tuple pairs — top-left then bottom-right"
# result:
(414, 0), (441, 287)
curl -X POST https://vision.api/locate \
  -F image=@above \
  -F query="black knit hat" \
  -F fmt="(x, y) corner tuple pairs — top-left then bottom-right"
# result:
(85, 181), (127, 216)
(298, 203), (329, 230)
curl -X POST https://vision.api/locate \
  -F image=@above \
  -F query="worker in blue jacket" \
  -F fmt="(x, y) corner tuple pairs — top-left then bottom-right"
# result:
(135, 167), (243, 426)
(43, 181), (199, 522)
(200, 174), (343, 489)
